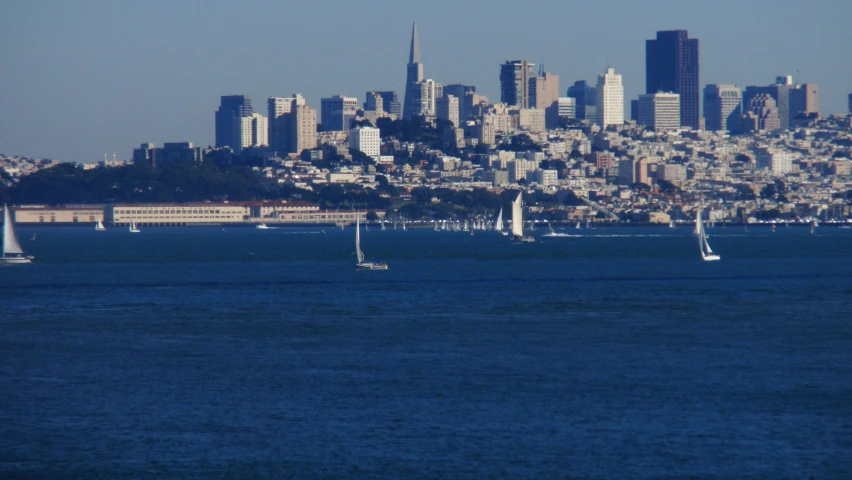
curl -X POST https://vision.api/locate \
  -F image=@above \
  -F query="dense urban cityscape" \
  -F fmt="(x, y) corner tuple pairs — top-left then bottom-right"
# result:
(2, 25), (852, 226)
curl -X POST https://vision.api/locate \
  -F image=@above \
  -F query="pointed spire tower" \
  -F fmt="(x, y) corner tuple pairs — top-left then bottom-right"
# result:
(402, 22), (424, 120)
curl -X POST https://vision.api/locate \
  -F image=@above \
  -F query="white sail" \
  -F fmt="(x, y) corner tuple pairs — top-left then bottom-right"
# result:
(511, 192), (524, 238)
(3, 205), (24, 255)
(355, 216), (365, 264)
(95, 220), (105, 230)
(495, 209), (503, 231)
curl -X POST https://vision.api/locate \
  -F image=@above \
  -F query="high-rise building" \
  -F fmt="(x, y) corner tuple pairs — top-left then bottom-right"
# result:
(349, 126), (381, 159)
(646, 30), (700, 129)
(364, 93), (384, 113)
(235, 113), (268, 153)
(744, 78), (819, 129)
(267, 94), (316, 155)
(443, 84), (476, 121)
(789, 84), (819, 121)
(637, 93), (680, 130)
(402, 23), (424, 120)
(529, 71), (560, 110)
(215, 95), (253, 148)
(741, 94), (780, 132)
(321, 95), (358, 131)
(411, 79), (442, 117)
(436, 95), (460, 127)
(566, 80), (596, 120)
(529, 71), (560, 129)
(366, 91), (400, 118)
(500, 60), (534, 108)
(849, 93), (852, 114)
(556, 97), (576, 120)
(703, 84), (742, 132)
(595, 68), (624, 129)
(291, 104), (317, 155)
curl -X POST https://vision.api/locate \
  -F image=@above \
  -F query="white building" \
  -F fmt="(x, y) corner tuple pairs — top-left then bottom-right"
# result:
(349, 126), (381, 159)
(413, 79), (442, 117)
(236, 113), (268, 153)
(595, 68), (624, 129)
(557, 97), (576, 119)
(508, 159), (537, 183)
(532, 169), (558, 187)
(637, 93), (680, 131)
(756, 151), (793, 175)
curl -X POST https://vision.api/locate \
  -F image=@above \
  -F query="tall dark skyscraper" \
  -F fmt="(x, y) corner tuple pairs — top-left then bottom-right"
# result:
(402, 23), (424, 120)
(499, 60), (534, 108)
(373, 91), (401, 118)
(646, 30), (699, 129)
(215, 95), (253, 148)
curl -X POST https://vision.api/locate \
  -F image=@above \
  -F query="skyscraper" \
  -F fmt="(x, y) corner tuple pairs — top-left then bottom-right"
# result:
(215, 95), (253, 148)
(595, 68), (624, 129)
(321, 95), (358, 131)
(402, 23), (424, 120)
(268, 94), (316, 155)
(529, 71), (560, 129)
(741, 94), (780, 132)
(646, 30), (700, 129)
(443, 84), (476, 121)
(436, 95), (460, 127)
(366, 91), (400, 118)
(235, 113), (268, 153)
(703, 84), (741, 132)
(848, 93), (852, 114)
(411, 79), (442, 117)
(637, 93), (680, 130)
(566, 80), (596, 121)
(500, 60), (534, 108)
(743, 78), (819, 129)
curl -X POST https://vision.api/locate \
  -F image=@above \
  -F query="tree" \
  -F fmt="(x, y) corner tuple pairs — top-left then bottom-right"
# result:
(350, 118), (373, 129)
(366, 211), (379, 221)
(736, 184), (756, 200)
(569, 148), (583, 159)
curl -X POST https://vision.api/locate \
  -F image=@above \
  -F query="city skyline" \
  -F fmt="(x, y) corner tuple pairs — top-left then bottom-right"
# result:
(1, 0), (851, 162)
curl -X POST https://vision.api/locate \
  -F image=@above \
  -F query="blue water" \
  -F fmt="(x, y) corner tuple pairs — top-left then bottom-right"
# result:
(1, 226), (851, 478)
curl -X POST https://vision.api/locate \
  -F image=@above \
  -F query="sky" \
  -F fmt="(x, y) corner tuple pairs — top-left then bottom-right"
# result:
(1, 0), (850, 163)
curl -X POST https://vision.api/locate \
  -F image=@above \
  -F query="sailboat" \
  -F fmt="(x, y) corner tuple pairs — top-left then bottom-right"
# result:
(575, 221), (581, 229)
(129, 219), (141, 233)
(696, 211), (720, 261)
(810, 218), (817, 234)
(402, 221), (406, 231)
(669, 220), (675, 229)
(355, 216), (387, 270)
(382, 221), (387, 231)
(2, 204), (33, 264)
(95, 220), (106, 231)
(511, 192), (534, 243)
(495, 208), (504, 233)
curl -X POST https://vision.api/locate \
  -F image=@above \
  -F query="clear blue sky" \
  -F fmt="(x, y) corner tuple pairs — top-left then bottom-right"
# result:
(1, 0), (850, 163)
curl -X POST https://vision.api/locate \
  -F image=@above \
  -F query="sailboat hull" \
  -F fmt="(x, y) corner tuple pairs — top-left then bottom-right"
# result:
(0, 256), (32, 265)
(355, 262), (388, 270)
(702, 254), (721, 262)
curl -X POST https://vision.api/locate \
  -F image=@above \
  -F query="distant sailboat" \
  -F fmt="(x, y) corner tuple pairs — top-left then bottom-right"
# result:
(697, 211), (720, 261)
(95, 220), (106, 231)
(256, 223), (269, 229)
(511, 192), (534, 243)
(355, 216), (387, 270)
(543, 221), (570, 237)
(2, 204), (33, 264)
(382, 221), (386, 231)
(402, 221), (406, 231)
(129, 219), (141, 233)
(495, 208), (504, 232)
(575, 221), (581, 229)
(669, 220), (675, 229)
